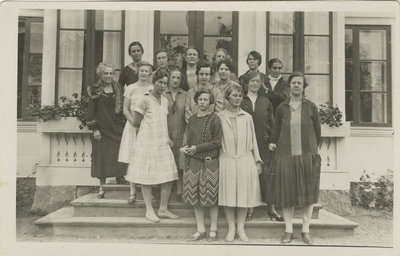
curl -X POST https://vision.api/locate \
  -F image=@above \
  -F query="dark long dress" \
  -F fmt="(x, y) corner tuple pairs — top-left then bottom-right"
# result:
(267, 97), (321, 207)
(240, 94), (275, 202)
(183, 112), (222, 207)
(86, 83), (126, 178)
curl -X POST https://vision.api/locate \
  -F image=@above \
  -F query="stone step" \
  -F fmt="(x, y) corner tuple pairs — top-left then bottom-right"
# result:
(72, 193), (322, 219)
(34, 206), (359, 240)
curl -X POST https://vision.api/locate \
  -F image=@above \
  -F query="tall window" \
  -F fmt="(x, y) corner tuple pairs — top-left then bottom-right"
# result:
(267, 12), (332, 106)
(345, 26), (391, 127)
(154, 11), (238, 73)
(56, 10), (125, 102)
(18, 17), (44, 120)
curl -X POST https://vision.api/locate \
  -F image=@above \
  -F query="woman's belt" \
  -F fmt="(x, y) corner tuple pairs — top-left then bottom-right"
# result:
(219, 152), (252, 159)
(190, 155), (219, 162)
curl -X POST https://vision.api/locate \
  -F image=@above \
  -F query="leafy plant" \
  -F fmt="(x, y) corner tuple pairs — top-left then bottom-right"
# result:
(350, 169), (394, 211)
(319, 101), (343, 127)
(27, 93), (88, 129)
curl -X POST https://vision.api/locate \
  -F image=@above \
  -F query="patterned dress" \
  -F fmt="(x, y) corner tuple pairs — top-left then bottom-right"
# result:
(183, 113), (222, 207)
(118, 82), (153, 163)
(125, 94), (178, 185)
(267, 97), (322, 207)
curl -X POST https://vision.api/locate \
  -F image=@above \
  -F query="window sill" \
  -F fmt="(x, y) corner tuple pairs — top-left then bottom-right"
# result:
(17, 121), (37, 132)
(350, 127), (394, 137)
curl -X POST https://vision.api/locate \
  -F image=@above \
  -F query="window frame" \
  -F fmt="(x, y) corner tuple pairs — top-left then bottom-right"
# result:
(55, 10), (125, 104)
(345, 25), (392, 127)
(153, 11), (239, 74)
(18, 16), (44, 121)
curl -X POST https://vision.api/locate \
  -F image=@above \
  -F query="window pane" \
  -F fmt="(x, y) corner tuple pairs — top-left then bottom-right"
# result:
(345, 91), (353, 122)
(269, 12), (294, 34)
(345, 61), (354, 90)
(360, 62), (387, 91)
(18, 21), (25, 119)
(95, 10), (122, 30)
(304, 12), (329, 35)
(204, 12), (232, 36)
(160, 35), (188, 68)
(103, 32), (122, 69)
(30, 22), (43, 53)
(203, 37), (233, 63)
(160, 11), (188, 34)
(304, 75), (330, 107)
(59, 31), (84, 68)
(269, 35), (293, 73)
(27, 85), (41, 117)
(360, 30), (386, 60)
(28, 53), (42, 86)
(345, 29), (353, 59)
(360, 92), (387, 123)
(304, 36), (329, 73)
(60, 10), (85, 29)
(58, 70), (82, 99)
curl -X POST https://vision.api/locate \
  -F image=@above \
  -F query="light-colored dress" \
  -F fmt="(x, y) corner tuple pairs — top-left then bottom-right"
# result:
(218, 109), (263, 208)
(118, 82), (153, 163)
(125, 93), (178, 185)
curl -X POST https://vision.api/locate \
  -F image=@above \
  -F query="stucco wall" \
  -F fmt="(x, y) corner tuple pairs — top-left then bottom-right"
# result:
(17, 129), (41, 177)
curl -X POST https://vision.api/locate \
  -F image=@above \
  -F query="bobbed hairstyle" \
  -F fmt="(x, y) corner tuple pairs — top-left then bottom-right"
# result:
(168, 67), (183, 85)
(216, 59), (234, 73)
(185, 46), (200, 57)
(152, 69), (169, 84)
(194, 89), (214, 105)
(246, 51), (262, 66)
(195, 62), (212, 76)
(155, 48), (169, 60)
(224, 83), (243, 100)
(137, 60), (153, 76)
(212, 48), (231, 63)
(96, 61), (115, 77)
(288, 71), (309, 89)
(267, 58), (283, 69)
(245, 71), (264, 85)
(128, 41), (144, 54)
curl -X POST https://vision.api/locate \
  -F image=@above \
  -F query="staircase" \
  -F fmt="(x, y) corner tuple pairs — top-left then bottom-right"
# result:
(34, 183), (358, 242)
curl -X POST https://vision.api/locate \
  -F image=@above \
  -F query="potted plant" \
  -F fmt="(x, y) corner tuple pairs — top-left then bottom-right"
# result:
(28, 93), (89, 132)
(319, 101), (349, 137)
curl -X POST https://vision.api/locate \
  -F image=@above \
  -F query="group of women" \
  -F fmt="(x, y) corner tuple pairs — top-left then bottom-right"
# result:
(85, 42), (322, 245)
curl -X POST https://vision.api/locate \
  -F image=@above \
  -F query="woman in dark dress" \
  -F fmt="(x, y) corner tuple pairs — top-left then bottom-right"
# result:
(86, 61), (126, 198)
(268, 71), (321, 245)
(240, 71), (284, 222)
(181, 89), (222, 242)
(118, 41), (146, 88)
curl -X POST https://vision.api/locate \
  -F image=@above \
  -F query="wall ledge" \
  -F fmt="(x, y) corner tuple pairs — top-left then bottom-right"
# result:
(17, 121), (37, 132)
(350, 127), (394, 137)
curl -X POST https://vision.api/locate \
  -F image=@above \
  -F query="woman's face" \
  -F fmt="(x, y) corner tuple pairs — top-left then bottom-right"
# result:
(154, 77), (168, 95)
(228, 89), (243, 108)
(218, 63), (231, 81)
(198, 67), (211, 86)
(270, 62), (283, 78)
(138, 65), (150, 81)
(130, 45), (143, 62)
(185, 49), (199, 66)
(156, 52), (168, 69)
(290, 76), (304, 96)
(169, 71), (182, 89)
(197, 93), (211, 111)
(248, 75), (262, 93)
(247, 54), (260, 71)
(100, 67), (114, 85)
(215, 51), (226, 63)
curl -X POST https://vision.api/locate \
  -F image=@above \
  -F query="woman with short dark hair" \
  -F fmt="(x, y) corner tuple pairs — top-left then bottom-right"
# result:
(209, 48), (240, 84)
(118, 41), (147, 88)
(212, 59), (240, 109)
(268, 71), (321, 245)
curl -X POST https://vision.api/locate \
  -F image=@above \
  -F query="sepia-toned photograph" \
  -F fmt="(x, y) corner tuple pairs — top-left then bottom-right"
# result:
(1, 1), (399, 256)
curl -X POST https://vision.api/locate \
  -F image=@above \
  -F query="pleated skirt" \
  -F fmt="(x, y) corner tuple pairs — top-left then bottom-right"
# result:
(266, 153), (321, 207)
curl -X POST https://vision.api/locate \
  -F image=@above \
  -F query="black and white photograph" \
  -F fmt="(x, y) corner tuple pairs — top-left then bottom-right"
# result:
(1, 1), (399, 256)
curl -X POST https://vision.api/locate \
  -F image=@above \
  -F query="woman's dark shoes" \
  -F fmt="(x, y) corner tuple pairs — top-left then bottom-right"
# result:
(301, 232), (313, 245)
(187, 231), (206, 241)
(281, 232), (294, 243)
(127, 194), (136, 204)
(97, 190), (105, 199)
(245, 211), (253, 221)
(268, 211), (285, 222)
(208, 230), (218, 242)
(116, 176), (129, 185)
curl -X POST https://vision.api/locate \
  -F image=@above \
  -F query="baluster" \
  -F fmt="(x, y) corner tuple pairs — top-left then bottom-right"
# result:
(81, 133), (85, 162)
(72, 134), (78, 162)
(56, 133), (62, 162)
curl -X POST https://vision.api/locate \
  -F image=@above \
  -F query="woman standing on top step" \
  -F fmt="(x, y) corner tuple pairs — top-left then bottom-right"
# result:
(267, 71), (321, 245)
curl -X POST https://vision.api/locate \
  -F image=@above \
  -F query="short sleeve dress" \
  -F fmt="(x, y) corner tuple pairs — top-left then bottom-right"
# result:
(124, 94), (178, 185)
(267, 97), (322, 207)
(118, 82), (153, 163)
